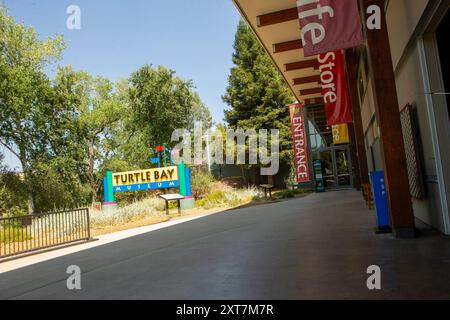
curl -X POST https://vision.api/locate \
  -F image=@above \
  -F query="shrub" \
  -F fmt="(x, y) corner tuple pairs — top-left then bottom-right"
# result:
(191, 171), (215, 198)
(1, 206), (27, 219)
(0, 172), (27, 217)
(90, 197), (167, 228)
(196, 191), (226, 209)
(196, 187), (263, 209)
(224, 187), (263, 206)
(31, 164), (92, 213)
(0, 227), (32, 243)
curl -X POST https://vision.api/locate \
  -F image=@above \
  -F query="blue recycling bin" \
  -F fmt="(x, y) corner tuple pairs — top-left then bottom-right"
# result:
(370, 171), (392, 233)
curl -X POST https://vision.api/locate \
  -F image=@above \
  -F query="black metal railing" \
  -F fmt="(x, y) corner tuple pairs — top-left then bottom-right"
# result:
(0, 208), (91, 260)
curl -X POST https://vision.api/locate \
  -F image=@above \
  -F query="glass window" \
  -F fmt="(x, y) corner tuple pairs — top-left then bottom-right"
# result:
(306, 104), (333, 150)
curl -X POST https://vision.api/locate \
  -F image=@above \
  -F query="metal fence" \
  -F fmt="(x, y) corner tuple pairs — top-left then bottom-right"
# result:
(0, 208), (91, 260)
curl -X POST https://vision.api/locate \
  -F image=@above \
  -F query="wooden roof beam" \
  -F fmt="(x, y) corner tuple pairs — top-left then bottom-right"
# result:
(285, 59), (319, 72)
(300, 87), (323, 96)
(304, 97), (324, 106)
(257, 7), (298, 27)
(293, 75), (321, 85)
(273, 39), (303, 53)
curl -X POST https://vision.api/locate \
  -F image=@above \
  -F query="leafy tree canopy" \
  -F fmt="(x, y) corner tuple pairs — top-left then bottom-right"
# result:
(0, 5), (213, 213)
(129, 64), (212, 148)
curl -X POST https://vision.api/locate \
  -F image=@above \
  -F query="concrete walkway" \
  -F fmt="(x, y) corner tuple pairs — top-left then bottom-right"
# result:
(1, 190), (450, 299)
(0, 210), (225, 273)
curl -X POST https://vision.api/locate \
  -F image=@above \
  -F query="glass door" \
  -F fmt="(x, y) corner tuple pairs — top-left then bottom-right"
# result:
(334, 148), (352, 188)
(318, 146), (353, 189)
(319, 150), (335, 189)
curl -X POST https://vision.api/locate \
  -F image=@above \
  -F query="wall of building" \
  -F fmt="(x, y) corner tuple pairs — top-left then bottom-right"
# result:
(357, 0), (449, 233)
(393, 42), (442, 229)
(388, 0), (450, 234)
(386, 0), (430, 69)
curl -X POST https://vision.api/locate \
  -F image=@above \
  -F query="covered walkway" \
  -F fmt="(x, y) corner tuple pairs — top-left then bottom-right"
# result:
(1, 190), (450, 299)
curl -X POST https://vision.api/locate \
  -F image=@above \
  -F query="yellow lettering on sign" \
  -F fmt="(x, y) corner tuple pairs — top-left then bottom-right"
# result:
(112, 166), (179, 187)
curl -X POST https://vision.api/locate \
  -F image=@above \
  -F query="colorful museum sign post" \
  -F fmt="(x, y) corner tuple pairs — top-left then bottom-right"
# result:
(102, 162), (194, 210)
(103, 171), (116, 207)
(112, 166), (179, 192)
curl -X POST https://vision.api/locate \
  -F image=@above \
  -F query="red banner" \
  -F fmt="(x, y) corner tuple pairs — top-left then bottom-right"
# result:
(297, 0), (364, 57)
(289, 103), (311, 183)
(318, 51), (353, 125)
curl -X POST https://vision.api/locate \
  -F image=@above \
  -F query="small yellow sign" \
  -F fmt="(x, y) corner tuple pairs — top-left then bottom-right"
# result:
(112, 166), (178, 187)
(332, 124), (350, 145)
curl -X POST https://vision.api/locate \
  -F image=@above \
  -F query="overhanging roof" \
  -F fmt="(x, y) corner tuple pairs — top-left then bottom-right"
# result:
(232, 0), (323, 105)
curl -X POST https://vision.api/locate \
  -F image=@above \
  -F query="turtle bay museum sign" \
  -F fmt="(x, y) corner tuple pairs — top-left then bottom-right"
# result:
(112, 166), (179, 192)
(290, 103), (311, 184)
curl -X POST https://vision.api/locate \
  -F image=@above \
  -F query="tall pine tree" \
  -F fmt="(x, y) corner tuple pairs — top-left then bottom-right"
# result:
(223, 20), (295, 180)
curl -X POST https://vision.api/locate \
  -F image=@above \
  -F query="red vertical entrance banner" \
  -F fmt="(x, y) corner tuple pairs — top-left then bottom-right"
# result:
(289, 103), (311, 183)
(296, 0), (364, 57)
(318, 51), (353, 125)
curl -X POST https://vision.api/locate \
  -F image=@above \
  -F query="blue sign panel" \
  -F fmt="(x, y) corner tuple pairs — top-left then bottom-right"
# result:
(113, 180), (179, 193)
(370, 171), (391, 231)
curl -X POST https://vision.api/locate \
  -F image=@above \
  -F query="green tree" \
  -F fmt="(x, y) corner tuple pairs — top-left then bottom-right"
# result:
(80, 75), (124, 202)
(0, 5), (214, 212)
(187, 92), (213, 131)
(127, 64), (212, 161)
(223, 20), (295, 181)
(0, 5), (65, 214)
(49, 67), (127, 203)
(0, 153), (27, 216)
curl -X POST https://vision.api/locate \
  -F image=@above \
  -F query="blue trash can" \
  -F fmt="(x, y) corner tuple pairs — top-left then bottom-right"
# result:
(370, 171), (392, 233)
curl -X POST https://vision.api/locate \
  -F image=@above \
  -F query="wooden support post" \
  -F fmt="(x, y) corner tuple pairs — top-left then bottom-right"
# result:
(165, 200), (169, 215)
(347, 123), (362, 190)
(361, 0), (415, 238)
(345, 49), (370, 189)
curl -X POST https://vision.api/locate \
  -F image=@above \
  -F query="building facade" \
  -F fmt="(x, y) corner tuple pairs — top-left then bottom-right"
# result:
(358, 0), (450, 234)
(232, 0), (450, 235)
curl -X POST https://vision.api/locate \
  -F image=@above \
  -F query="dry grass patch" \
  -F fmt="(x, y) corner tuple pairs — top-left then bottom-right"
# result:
(88, 182), (266, 236)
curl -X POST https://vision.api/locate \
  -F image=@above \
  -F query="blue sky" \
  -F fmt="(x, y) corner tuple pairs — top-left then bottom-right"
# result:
(2, 0), (241, 169)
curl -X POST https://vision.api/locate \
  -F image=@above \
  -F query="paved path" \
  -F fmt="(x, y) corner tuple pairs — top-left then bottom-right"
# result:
(1, 190), (450, 299)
